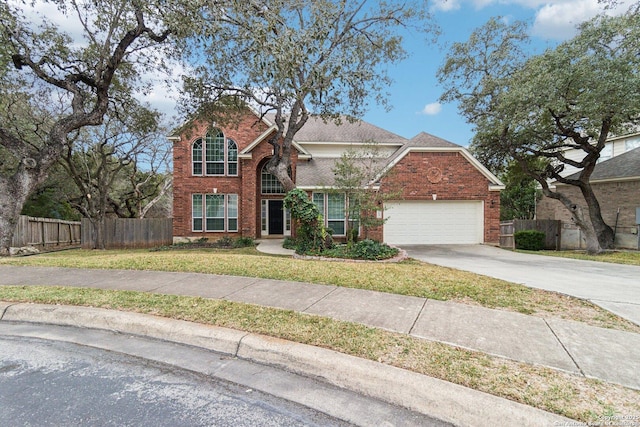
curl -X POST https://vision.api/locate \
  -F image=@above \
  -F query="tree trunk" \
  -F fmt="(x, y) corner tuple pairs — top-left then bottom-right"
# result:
(581, 184), (615, 250)
(573, 207), (602, 255)
(0, 168), (40, 256)
(539, 185), (606, 254)
(0, 200), (20, 256)
(268, 157), (295, 192)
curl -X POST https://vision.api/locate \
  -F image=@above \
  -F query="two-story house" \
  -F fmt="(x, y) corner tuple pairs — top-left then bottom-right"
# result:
(170, 108), (503, 246)
(536, 132), (640, 249)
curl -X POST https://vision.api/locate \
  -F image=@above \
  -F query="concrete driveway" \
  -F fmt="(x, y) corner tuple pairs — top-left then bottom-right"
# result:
(403, 245), (640, 326)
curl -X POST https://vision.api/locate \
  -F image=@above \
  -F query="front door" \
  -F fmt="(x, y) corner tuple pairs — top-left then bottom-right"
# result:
(268, 200), (284, 235)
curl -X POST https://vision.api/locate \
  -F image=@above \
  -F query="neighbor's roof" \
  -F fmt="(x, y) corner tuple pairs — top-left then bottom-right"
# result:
(264, 113), (408, 145)
(564, 146), (640, 182)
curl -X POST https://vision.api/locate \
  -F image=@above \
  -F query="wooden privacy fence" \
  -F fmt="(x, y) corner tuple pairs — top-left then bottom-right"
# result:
(11, 216), (81, 249)
(500, 219), (561, 250)
(82, 218), (173, 249)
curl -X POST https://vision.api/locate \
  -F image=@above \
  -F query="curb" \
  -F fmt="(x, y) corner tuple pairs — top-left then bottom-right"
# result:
(0, 302), (572, 426)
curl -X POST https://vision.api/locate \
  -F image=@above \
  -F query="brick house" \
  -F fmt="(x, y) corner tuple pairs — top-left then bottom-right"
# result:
(536, 146), (640, 249)
(171, 108), (503, 245)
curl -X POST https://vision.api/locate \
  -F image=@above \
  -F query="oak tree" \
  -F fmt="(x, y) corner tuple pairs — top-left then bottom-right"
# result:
(438, 9), (640, 253)
(0, 0), (181, 255)
(182, 0), (434, 192)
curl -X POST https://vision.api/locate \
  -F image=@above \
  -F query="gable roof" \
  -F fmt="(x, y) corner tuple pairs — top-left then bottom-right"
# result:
(564, 146), (640, 182)
(264, 114), (408, 145)
(374, 137), (504, 190)
(409, 132), (461, 148)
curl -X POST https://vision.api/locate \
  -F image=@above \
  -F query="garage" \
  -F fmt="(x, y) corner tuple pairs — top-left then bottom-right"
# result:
(383, 200), (484, 245)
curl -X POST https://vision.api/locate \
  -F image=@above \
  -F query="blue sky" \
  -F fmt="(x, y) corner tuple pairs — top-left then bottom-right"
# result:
(20, 0), (634, 147)
(360, 0), (635, 146)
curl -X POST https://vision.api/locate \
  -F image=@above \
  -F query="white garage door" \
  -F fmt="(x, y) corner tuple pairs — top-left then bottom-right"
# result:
(384, 201), (484, 245)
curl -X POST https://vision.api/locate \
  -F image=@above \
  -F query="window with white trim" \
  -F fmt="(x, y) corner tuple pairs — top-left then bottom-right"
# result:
(192, 193), (238, 232)
(227, 194), (238, 232)
(312, 192), (348, 236)
(192, 194), (203, 231)
(228, 139), (238, 176)
(191, 130), (238, 176)
(625, 138), (640, 152)
(192, 140), (203, 175)
(205, 132), (224, 175)
(327, 193), (346, 235)
(205, 194), (224, 231)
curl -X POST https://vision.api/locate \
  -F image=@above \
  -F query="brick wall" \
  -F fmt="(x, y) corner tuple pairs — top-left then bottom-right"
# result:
(537, 180), (640, 232)
(380, 151), (501, 243)
(536, 180), (640, 248)
(172, 111), (273, 240)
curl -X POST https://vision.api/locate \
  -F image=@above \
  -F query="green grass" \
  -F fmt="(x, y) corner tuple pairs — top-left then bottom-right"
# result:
(522, 250), (640, 266)
(2, 247), (638, 332)
(0, 285), (638, 423)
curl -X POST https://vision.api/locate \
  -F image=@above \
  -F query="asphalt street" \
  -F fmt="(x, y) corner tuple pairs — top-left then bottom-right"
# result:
(0, 322), (452, 427)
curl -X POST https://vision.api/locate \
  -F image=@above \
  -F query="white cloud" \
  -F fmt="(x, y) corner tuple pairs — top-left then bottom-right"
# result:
(431, 0), (462, 12)
(531, 0), (603, 40)
(436, 0), (637, 41)
(421, 102), (442, 115)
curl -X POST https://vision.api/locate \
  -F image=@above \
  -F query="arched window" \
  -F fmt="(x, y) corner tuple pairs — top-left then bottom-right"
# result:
(227, 139), (238, 176)
(261, 163), (285, 194)
(205, 130), (225, 175)
(192, 139), (203, 175)
(191, 130), (239, 176)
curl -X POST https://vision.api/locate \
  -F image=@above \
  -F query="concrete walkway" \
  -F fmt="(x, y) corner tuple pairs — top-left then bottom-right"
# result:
(1, 260), (639, 392)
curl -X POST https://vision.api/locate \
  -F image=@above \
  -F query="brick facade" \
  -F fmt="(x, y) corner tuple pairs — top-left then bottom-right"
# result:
(380, 151), (501, 243)
(172, 111), (278, 240)
(536, 180), (640, 249)
(172, 109), (501, 244)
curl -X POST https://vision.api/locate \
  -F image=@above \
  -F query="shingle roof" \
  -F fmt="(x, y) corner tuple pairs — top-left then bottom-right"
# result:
(296, 158), (340, 188)
(408, 132), (461, 148)
(565, 147), (640, 181)
(264, 113), (408, 144)
(296, 157), (388, 188)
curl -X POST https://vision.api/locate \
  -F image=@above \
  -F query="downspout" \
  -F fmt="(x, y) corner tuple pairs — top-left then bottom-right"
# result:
(613, 207), (620, 247)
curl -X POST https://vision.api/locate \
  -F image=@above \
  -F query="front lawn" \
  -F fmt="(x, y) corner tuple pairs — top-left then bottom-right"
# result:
(1, 247), (638, 332)
(0, 285), (637, 423)
(520, 249), (640, 266)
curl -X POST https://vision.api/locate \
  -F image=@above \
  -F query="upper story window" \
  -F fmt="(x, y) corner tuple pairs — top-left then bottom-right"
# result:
(625, 138), (640, 152)
(227, 139), (238, 175)
(597, 144), (613, 163)
(192, 140), (203, 175)
(192, 130), (238, 176)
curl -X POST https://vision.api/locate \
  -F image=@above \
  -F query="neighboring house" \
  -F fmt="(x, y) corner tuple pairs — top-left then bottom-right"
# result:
(557, 132), (640, 178)
(536, 146), (640, 249)
(170, 108), (503, 245)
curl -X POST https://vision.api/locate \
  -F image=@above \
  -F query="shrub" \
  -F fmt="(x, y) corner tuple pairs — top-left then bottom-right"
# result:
(216, 236), (234, 247)
(283, 236), (297, 249)
(319, 239), (398, 260)
(514, 230), (545, 251)
(284, 189), (333, 254)
(351, 239), (399, 260)
(234, 237), (255, 248)
(347, 227), (359, 244)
